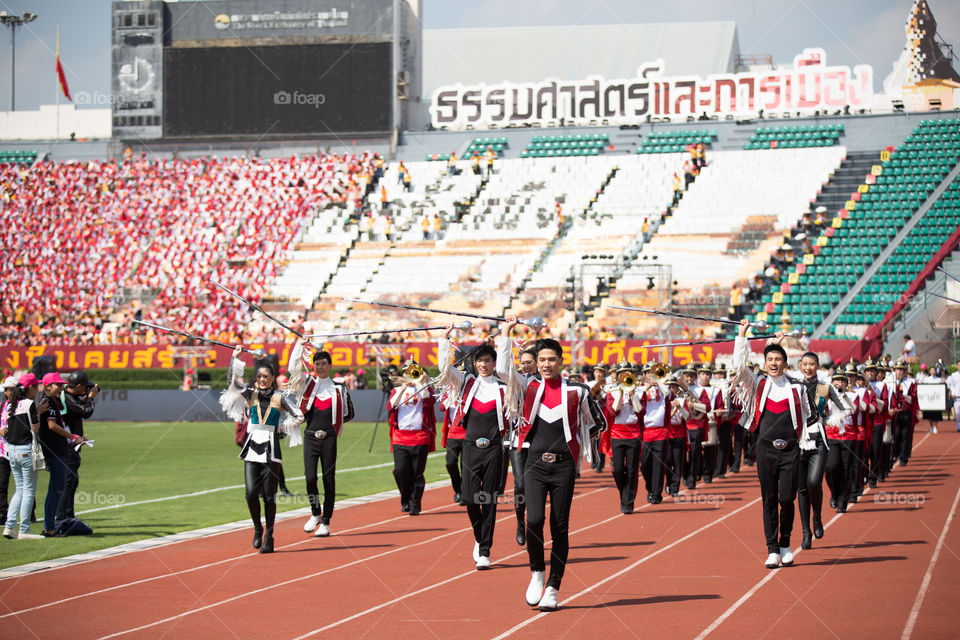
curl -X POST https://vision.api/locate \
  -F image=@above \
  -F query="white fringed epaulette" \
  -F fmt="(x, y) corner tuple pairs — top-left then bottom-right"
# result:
(219, 357), (248, 423)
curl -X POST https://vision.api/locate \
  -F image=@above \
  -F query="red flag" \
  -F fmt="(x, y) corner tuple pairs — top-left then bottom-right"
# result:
(56, 29), (71, 101)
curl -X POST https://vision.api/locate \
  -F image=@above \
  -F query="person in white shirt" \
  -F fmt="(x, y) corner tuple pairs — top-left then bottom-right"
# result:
(903, 335), (916, 362)
(947, 361), (960, 433)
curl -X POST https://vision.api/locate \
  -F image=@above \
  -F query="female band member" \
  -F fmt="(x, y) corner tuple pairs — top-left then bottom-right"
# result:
(221, 346), (303, 554)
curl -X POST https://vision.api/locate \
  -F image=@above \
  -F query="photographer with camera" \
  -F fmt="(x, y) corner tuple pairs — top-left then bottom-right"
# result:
(58, 371), (98, 521)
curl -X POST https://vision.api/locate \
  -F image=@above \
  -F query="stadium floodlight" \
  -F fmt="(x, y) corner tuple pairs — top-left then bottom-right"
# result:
(0, 10), (39, 111)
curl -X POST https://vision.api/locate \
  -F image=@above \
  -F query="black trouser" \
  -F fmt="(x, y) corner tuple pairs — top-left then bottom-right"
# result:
(393, 444), (428, 510)
(462, 442), (504, 557)
(714, 422), (733, 477)
(666, 437), (685, 494)
(702, 443), (718, 482)
(244, 460), (281, 532)
(304, 434), (337, 523)
(684, 428), (704, 487)
(797, 433), (827, 534)
(855, 439), (867, 495)
(525, 455), (576, 590)
(611, 438), (642, 509)
(826, 439), (856, 510)
(56, 449), (81, 520)
(730, 425), (746, 471)
(640, 439), (668, 499)
(869, 422), (886, 483)
(445, 438), (465, 496)
(755, 440), (800, 553)
(895, 412), (913, 465)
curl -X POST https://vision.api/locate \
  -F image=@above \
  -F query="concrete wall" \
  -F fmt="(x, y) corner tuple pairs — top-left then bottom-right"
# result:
(0, 105), (111, 141)
(90, 389), (430, 423)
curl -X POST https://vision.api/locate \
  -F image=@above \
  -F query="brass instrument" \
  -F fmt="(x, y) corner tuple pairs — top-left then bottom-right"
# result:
(649, 362), (669, 383)
(390, 361), (427, 386)
(619, 372), (637, 393)
(675, 375), (707, 421)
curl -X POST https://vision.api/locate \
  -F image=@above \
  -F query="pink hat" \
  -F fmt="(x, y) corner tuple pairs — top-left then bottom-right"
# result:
(41, 372), (67, 385)
(18, 373), (40, 387)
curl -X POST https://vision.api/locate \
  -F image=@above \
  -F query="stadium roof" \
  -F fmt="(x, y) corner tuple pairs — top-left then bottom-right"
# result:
(423, 21), (740, 99)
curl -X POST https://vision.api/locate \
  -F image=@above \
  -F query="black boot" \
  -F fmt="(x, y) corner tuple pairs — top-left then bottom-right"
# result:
(801, 529), (812, 550)
(259, 529), (274, 554)
(515, 505), (526, 546)
(812, 513), (824, 539)
(252, 524), (264, 550)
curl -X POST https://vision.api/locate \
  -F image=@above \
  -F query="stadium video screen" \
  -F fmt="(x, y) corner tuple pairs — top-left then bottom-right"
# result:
(164, 43), (391, 137)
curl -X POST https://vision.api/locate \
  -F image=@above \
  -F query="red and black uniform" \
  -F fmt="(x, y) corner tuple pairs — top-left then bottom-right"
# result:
(605, 387), (643, 512)
(685, 384), (722, 488)
(665, 394), (690, 496)
(440, 394), (466, 502)
(854, 385), (877, 498)
(388, 385), (437, 514)
(639, 384), (675, 504)
(824, 389), (859, 513)
(869, 379), (889, 484)
(518, 375), (604, 591)
(894, 376), (918, 465)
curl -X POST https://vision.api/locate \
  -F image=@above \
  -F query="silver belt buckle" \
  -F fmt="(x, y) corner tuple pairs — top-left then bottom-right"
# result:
(772, 439), (787, 450)
(541, 452), (557, 463)
(475, 437), (490, 449)
(315, 430), (327, 440)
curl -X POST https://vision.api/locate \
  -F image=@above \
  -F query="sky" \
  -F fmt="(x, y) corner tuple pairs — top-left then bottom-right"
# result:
(0, 0), (957, 111)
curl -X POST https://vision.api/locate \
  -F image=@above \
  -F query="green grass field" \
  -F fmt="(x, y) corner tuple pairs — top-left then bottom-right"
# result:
(0, 421), (451, 571)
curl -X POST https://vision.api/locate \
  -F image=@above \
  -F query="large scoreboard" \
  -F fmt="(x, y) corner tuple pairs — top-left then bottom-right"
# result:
(111, 0), (420, 141)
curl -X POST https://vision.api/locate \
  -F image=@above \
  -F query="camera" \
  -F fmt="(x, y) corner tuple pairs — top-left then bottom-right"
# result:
(379, 364), (400, 390)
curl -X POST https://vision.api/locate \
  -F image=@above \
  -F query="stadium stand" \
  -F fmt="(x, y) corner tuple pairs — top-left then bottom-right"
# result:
(744, 123), (844, 150)
(636, 129), (717, 154)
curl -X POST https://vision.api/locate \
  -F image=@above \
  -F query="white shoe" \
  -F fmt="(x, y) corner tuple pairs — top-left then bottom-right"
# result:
(476, 555), (491, 570)
(525, 571), (545, 606)
(779, 547), (794, 566)
(18, 531), (42, 540)
(931, 426), (938, 434)
(3, 527), (17, 540)
(765, 552), (780, 569)
(304, 515), (322, 533)
(314, 523), (330, 537)
(473, 541), (481, 563)
(538, 586), (559, 611)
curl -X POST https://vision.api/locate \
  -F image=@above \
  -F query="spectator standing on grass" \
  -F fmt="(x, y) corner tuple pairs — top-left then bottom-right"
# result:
(57, 371), (98, 521)
(0, 377), (14, 526)
(37, 372), (86, 537)
(2, 374), (44, 539)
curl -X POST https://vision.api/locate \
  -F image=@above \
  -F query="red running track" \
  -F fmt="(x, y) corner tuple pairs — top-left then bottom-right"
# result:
(1, 426), (958, 640)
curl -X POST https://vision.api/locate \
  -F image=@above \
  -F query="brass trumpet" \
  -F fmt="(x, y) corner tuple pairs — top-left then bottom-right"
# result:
(619, 372), (637, 393)
(649, 362), (669, 383)
(404, 363), (425, 382)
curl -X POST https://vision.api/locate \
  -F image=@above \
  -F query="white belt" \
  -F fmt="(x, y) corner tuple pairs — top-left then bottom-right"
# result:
(250, 423), (276, 432)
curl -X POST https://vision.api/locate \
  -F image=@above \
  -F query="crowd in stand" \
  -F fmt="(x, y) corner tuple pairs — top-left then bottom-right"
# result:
(0, 152), (382, 346)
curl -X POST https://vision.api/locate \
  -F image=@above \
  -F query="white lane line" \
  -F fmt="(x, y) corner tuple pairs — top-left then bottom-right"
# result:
(95, 488), (608, 640)
(901, 483), (960, 639)
(75, 453), (445, 515)
(490, 496), (763, 639)
(694, 433), (933, 640)
(0, 484), (459, 617)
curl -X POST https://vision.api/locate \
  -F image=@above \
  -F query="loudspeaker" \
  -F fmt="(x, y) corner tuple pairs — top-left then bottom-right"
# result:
(32, 356), (57, 379)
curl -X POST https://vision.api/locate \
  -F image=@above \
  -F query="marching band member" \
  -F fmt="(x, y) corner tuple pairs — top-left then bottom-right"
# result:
(686, 363), (723, 487)
(604, 362), (643, 513)
(437, 326), (515, 569)
(864, 359), (889, 487)
(638, 363), (675, 505)
(796, 352), (849, 549)
(892, 358), (918, 466)
(712, 364), (734, 479)
(505, 346), (539, 546)
(440, 385), (467, 506)
(850, 366), (877, 501)
(825, 368), (859, 514)
(590, 364), (610, 473)
(221, 346), (303, 554)
(665, 374), (696, 496)
(502, 329), (606, 611)
(387, 360), (437, 516)
(730, 320), (810, 569)
(289, 337), (355, 537)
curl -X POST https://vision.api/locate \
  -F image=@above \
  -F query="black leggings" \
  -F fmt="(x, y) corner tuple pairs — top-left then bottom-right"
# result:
(445, 438), (464, 495)
(244, 460), (281, 532)
(524, 456), (576, 589)
(304, 435), (337, 523)
(509, 447), (528, 511)
(797, 434), (827, 532)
